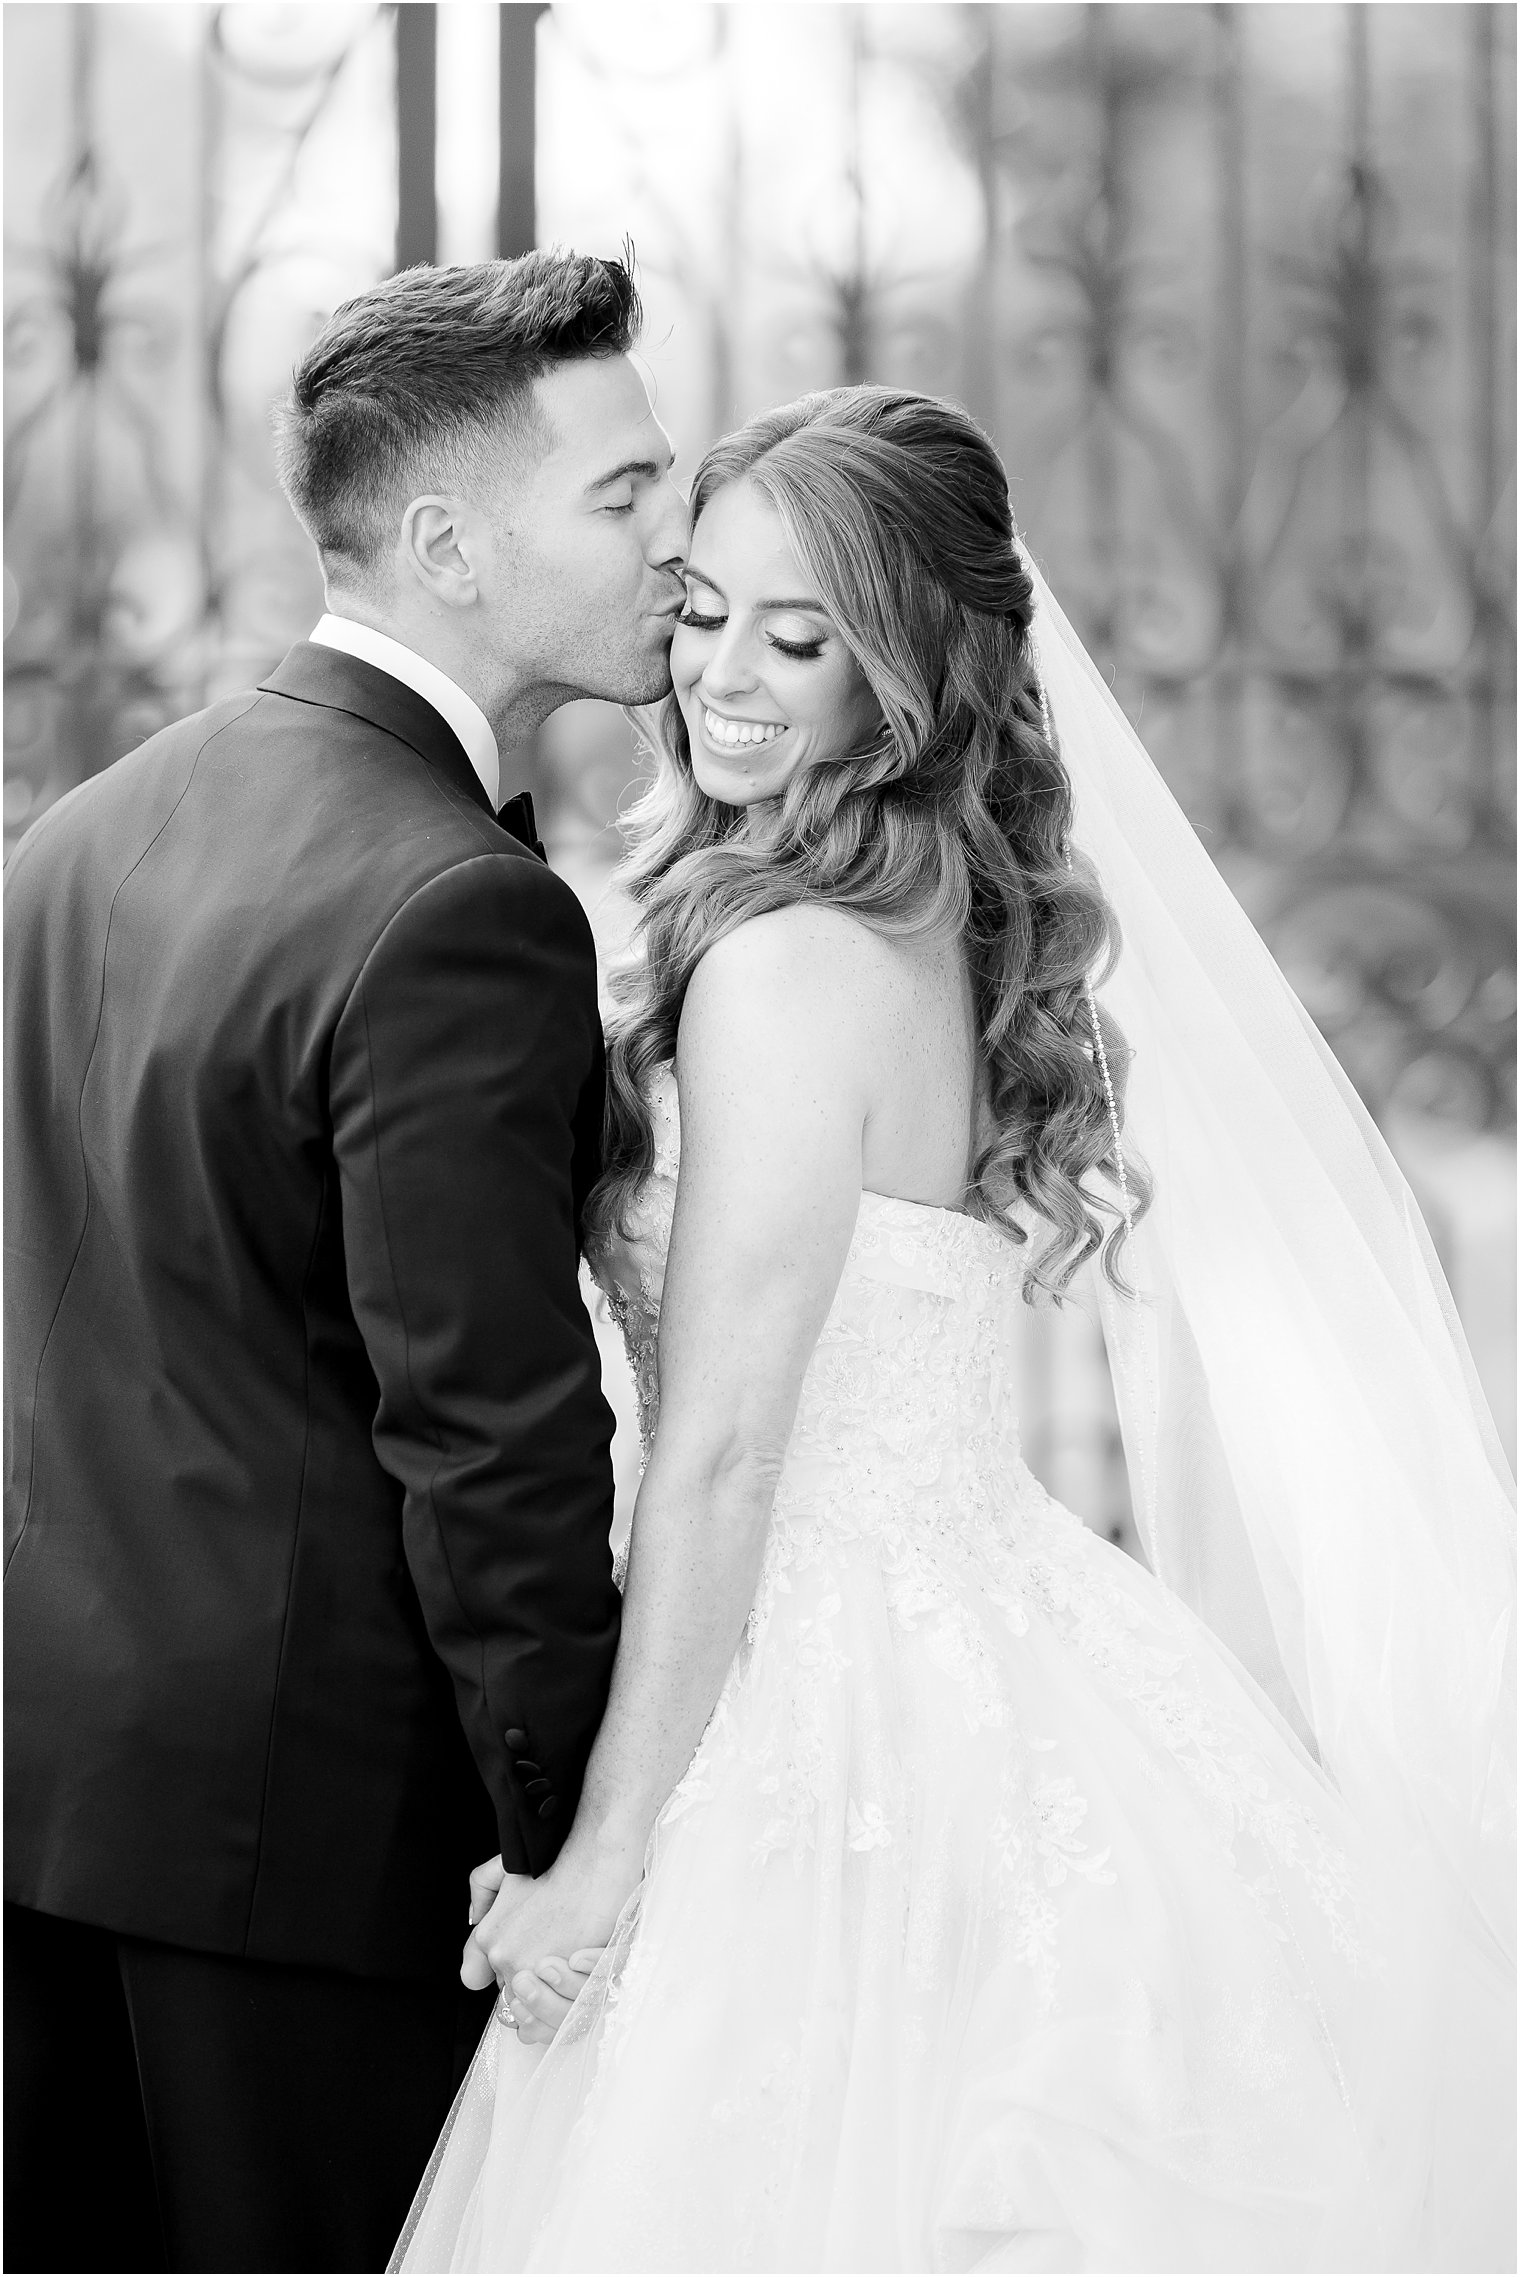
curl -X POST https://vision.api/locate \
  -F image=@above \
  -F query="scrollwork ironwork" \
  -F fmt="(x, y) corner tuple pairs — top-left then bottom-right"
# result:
(3, 1), (393, 853)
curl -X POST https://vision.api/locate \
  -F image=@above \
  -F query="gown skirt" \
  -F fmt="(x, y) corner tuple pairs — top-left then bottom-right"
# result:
(394, 1078), (1496, 2273)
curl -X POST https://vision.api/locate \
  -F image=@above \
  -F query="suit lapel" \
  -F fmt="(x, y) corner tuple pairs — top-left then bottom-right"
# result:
(259, 644), (496, 821)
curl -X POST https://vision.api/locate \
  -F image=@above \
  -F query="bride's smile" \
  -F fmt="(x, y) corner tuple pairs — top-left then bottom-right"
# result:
(671, 476), (880, 813)
(699, 705), (786, 747)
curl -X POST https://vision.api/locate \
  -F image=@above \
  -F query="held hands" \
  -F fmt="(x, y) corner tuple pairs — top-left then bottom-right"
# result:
(462, 1852), (632, 2047)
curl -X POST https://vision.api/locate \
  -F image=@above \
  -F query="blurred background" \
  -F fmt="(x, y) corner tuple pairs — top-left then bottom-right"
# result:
(5, 1), (1515, 1544)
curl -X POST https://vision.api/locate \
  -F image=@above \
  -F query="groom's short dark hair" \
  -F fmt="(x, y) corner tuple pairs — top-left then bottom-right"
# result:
(274, 248), (641, 579)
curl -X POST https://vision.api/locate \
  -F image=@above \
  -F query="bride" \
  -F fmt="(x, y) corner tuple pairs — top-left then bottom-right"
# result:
(395, 387), (1514, 2273)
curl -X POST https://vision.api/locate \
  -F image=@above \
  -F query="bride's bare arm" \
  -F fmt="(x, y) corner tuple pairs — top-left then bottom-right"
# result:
(463, 908), (873, 1997)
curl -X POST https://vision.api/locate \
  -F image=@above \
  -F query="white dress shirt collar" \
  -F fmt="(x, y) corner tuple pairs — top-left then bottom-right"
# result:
(309, 614), (500, 812)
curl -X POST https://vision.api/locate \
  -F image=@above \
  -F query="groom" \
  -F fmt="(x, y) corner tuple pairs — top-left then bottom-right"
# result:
(4, 250), (687, 2273)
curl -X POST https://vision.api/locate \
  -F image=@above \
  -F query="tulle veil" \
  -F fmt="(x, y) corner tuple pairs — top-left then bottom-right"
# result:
(1031, 565), (1515, 2265)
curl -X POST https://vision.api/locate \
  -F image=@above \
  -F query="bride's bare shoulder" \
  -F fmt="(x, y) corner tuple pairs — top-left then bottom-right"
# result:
(673, 908), (880, 1178)
(681, 904), (888, 1049)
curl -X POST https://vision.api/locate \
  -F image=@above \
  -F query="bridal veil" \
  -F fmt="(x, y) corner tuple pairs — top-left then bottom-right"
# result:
(1033, 565), (1516, 2266)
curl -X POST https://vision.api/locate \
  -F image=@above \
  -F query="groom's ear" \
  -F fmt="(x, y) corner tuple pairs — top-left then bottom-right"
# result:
(398, 496), (481, 611)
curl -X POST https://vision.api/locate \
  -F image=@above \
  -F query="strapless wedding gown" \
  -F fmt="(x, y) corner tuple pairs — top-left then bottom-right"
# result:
(395, 1068), (1429, 2274)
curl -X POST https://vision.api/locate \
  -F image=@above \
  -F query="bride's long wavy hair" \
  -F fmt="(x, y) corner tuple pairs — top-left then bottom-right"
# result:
(586, 386), (1150, 1300)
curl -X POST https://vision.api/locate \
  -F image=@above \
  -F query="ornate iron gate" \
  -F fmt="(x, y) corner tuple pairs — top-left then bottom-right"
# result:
(4, 4), (1513, 1515)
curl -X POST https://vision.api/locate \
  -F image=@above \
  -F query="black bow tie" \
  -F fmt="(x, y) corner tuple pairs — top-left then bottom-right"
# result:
(495, 790), (545, 862)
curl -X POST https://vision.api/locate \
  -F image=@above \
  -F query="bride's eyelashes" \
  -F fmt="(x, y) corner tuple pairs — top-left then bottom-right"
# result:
(677, 606), (825, 662)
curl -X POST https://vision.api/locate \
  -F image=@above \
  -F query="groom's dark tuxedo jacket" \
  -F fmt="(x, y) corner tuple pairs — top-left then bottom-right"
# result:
(3, 643), (620, 1982)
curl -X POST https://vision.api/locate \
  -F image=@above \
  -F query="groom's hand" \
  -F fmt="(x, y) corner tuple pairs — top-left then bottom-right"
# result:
(461, 1851), (634, 2038)
(466, 1852), (508, 1931)
(463, 1854), (609, 2043)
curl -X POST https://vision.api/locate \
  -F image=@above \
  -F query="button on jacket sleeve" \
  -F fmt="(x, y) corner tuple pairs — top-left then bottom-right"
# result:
(330, 848), (619, 1876)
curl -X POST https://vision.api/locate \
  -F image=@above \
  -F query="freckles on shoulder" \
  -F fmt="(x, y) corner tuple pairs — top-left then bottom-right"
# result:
(683, 902), (893, 1041)
(673, 906), (878, 1129)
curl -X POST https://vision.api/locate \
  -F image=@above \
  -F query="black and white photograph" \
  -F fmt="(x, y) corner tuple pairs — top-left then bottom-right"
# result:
(3, 4), (1515, 2272)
